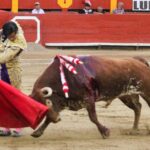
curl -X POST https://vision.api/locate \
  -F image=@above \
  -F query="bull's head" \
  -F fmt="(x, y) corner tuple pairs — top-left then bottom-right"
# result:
(40, 87), (61, 123)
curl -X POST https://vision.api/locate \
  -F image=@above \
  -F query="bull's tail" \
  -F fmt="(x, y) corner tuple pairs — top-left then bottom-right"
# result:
(133, 56), (149, 67)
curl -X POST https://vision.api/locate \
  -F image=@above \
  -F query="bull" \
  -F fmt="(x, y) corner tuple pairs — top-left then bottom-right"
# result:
(30, 55), (150, 139)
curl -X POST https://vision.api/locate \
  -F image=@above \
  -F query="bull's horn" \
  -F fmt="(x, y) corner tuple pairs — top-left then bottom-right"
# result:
(41, 87), (53, 98)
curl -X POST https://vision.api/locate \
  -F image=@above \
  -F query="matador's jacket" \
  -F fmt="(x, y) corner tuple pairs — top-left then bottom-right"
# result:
(0, 21), (27, 89)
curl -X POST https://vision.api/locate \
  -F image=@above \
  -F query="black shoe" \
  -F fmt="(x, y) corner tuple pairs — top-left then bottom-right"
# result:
(0, 130), (11, 136)
(11, 130), (21, 137)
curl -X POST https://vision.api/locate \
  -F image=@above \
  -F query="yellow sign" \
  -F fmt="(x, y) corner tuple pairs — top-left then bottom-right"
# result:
(57, 0), (73, 9)
(12, 0), (19, 13)
(110, 0), (117, 13)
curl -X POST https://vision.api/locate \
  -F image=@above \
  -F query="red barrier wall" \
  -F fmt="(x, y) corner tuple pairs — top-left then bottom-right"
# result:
(0, 12), (150, 46)
(0, 0), (132, 10)
(39, 13), (150, 44)
(0, 0), (11, 9)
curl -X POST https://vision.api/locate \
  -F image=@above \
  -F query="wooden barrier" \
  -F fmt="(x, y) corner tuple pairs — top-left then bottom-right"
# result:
(39, 13), (150, 46)
(0, 12), (150, 47)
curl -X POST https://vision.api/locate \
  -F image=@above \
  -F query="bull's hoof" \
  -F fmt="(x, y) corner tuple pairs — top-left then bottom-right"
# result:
(31, 130), (43, 138)
(127, 129), (140, 135)
(120, 129), (142, 136)
(52, 118), (61, 123)
(101, 127), (110, 139)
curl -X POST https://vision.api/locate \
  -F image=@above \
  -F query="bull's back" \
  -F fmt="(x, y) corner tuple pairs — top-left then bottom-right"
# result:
(88, 56), (150, 77)
(79, 56), (150, 97)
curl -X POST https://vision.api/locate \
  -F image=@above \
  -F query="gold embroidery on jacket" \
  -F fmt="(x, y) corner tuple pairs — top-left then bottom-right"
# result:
(0, 21), (27, 89)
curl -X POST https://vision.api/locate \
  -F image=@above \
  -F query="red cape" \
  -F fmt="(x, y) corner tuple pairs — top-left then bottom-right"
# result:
(0, 80), (48, 129)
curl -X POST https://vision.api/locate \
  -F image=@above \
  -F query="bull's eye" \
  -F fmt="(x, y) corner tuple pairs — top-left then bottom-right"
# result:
(43, 90), (48, 95)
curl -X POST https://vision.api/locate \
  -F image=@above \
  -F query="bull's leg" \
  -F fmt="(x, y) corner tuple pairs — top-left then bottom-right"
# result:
(119, 95), (141, 130)
(31, 115), (51, 138)
(86, 96), (110, 139)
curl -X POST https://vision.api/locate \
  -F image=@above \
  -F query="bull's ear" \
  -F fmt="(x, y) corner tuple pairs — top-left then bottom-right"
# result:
(41, 87), (53, 97)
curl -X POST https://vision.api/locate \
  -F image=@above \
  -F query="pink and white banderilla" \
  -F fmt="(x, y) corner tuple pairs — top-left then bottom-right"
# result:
(57, 55), (83, 98)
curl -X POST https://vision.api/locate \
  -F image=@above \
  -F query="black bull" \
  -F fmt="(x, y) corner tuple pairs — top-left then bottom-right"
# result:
(30, 56), (150, 139)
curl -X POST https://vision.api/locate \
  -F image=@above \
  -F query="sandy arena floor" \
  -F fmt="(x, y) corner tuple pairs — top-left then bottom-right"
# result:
(1, 44), (150, 150)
